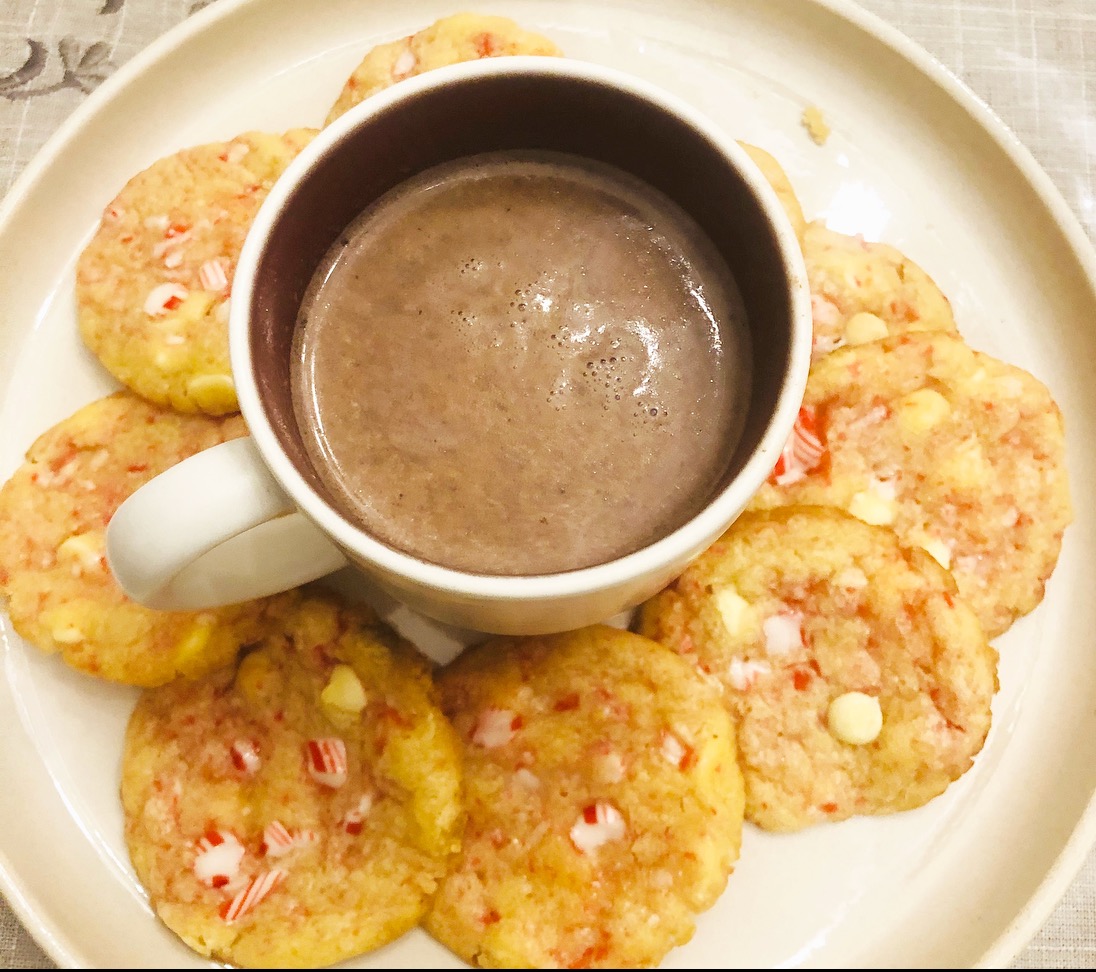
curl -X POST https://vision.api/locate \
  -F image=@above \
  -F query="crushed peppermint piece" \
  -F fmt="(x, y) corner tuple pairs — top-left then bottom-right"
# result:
(471, 708), (521, 748)
(811, 293), (842, 328)
(392, 47), (418, 78)
(143, 213), (169, 231)
(513, 767), (541, 790)
(305, 737), (348, 788)
(849, 477), (899, 525)
(198, 257), (230, 293)
(834, 566), (869, 589)
(229, 738), (261, 775)
(714, 585), (753, 636)
(152, 230), (192, 259)
(194, 830), (245, 888)
(659, 731), (695, 769)
(261, 820), (319, 857)
(728, 657), (772, 691)
(224, 141), (250, 164)
(144, 282), (188, 316)
(341, 793), (375, 834)
(771, 406), (825, 486)
(762, 611), (804, 656)
(570, 801), (626, 854)
(220, 869), (286, 923)
(594, 750), (625, 784)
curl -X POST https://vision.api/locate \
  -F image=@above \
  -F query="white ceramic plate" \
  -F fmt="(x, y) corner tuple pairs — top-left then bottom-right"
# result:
(2, 0), (1095, 967)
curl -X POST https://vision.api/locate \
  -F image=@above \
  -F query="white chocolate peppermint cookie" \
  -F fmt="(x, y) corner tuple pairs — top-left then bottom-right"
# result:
(638, 506), (998, 832)
(76, 129), (316, 414)
(750, 331), (1073, 638)
(121, 589), (463, 968)
(802, 221), (957, 358)
(325, 12), (561, 125)
(426, 625), (743, 969)
(738, 142), (806, 240)
(0, 392), (285, 686)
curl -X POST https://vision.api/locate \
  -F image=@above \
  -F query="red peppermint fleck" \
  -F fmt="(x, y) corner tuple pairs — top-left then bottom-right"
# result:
(570, 801), (626, 854)
(553, 692), (580, 712)
(792, 668), (813, 691)
(219, 869), (286, 923)
(482, 909), (501, 926)
(770, 406), (826, 486)
(198, 257), (230, 293)
(229, 738), (261, 775)
(474, 32), (499, 57)
(820, 802), (839, 814)
(305, 737), (348, 788)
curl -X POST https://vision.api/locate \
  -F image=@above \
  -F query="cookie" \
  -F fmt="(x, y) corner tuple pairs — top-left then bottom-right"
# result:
(325, 13), (562, 125)
(0, 392), (283, 686)
(738, 142), (806, 240)
(426, 625), (743, 969)
(76, 129), (316, 415)
(749, 332), (1072, 638)
(121, 590), (463, 968)
(802, 220), (957, 358)
(638, 506), (998, 832)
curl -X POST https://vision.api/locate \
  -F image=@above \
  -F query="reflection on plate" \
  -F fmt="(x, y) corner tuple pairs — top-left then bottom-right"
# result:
(1, 0), (1095, 967)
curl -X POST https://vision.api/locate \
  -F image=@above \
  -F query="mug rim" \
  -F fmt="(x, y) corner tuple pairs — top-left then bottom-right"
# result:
(230, 55), (812, 602)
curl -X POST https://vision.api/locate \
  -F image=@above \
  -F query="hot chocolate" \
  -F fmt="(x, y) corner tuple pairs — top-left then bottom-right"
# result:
(291, 150), (750, 575)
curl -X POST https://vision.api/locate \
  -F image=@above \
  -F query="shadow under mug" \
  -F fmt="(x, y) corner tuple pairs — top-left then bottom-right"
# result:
(106, 56), (812, 636)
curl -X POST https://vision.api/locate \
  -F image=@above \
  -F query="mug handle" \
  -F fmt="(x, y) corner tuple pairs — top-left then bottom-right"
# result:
(106, 437), (349, 611)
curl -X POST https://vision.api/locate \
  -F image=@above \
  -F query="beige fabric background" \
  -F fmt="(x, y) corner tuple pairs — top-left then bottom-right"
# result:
(0, 0), (1093, 966)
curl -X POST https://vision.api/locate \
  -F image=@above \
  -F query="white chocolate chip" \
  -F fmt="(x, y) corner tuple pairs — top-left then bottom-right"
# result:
(186, 373), (236, 412)
(834, 566), (869, 589)
(56, 533), (105, 574)
(714, 586), (754, 637)
(913, 532), (952, 569)
(896, 388), (952, 434)
(827, 692), (883, 745)
(849, 478), (898, 525)
(320, 664), (367, 714)
(844, 311), (889, 345)
(50, 625), (85, 644)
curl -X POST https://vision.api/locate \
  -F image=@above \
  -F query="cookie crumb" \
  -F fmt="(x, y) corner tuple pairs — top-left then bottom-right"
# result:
(802, 105), (831, 145)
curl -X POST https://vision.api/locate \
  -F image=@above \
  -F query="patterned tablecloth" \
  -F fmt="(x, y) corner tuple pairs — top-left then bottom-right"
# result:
(1, 0), (1094, 967)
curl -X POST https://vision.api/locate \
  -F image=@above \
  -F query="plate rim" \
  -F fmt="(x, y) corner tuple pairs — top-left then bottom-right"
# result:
(1, 0), (1095, 966)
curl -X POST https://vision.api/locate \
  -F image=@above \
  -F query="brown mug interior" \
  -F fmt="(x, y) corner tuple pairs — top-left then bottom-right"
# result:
(250, 66), (799, 524)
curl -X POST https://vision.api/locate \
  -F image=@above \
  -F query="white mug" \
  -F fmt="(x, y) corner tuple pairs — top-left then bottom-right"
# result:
(106, 56), (812, 635)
